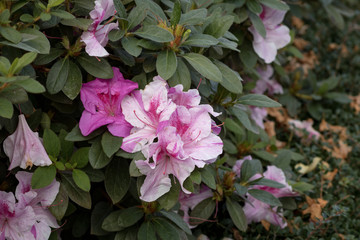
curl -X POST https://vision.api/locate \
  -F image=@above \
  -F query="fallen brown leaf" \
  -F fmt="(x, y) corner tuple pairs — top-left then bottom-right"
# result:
(261, 219), (271, 231)
(264, 121), (276, 138)
(294, 38), (309, 50)
(349, 94), (360, 114)
(302, 196), (328, 222)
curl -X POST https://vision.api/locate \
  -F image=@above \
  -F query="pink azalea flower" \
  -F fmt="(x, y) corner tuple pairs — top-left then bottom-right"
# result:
(15, 171), (60, 240)
(252, 66), (283, 96)
(243, 195), (287, 228)
(178, 185), (213, 228)
(232, 155), (253, 178)
(250, 106), (268, 129)
(0, 191), (36, 240)
(121, 76), (177, 153)
(243, 166), (297, 228)
(136, 106), (223, 202)
(79, 67), (138, 137)
(81, 0), (118, 57)
(3, 114), (52, 170)
(288, 119), (320, 141)
(248, 5), (291, 63)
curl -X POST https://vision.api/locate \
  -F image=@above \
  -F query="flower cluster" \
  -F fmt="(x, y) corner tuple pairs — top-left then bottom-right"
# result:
(0, 172), (59, 240)
(249, 5), (291, 63)
(3, 114), (52, 170)
(81, 0), (118, 57)
(120, 77), (223, 202)
(233, 156), (298, 228)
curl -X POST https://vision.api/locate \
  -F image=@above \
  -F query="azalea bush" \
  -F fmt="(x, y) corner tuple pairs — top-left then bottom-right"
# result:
(0, 0), (359, 239)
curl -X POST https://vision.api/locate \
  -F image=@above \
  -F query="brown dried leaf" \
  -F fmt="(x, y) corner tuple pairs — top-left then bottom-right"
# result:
(294, 38), (309, 50)
(292, 16), (304, 29)
(323, 168), (338, 182)
(349, 94), (360, 114)
(267, 107), (289, 124)
(332, 140), (352, 160)
(302, 196), (328, 222)
(264, 121), (276, 138)
(261, 220), (271, 231)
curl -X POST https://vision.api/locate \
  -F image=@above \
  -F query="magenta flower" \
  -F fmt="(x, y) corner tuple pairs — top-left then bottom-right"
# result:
(178, 185), (213, 228)
(79, 67), (138, 137)
(81, 0), (118, 57)
(243, 166), (298, 228)
(3, 114), (52, 170)
(248, 5), (291, 63)
(250, 106), (268, 129)
(252, 66), (283, 96)
(121, 76), (177, 153)
(288, 119), (320, 141)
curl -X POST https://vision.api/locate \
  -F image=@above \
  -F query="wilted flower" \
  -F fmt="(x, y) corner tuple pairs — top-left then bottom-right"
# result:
(248, 5), (291, 63)
(81, 0), (118, 57)
(252, 66), (283, 96)
(79, 67), (138, 137)
(288, 119), (320, 141)
(3, 114), (52, 170)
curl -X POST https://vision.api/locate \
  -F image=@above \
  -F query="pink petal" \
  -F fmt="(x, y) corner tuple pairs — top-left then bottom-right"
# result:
(266, 25), (291, 49)
(261, 6), (287, 27)
(121, 126), (156, 153)
(185, 133), (223, 162)
(79, 110), (113, 136)
(81, 31), (109, 57)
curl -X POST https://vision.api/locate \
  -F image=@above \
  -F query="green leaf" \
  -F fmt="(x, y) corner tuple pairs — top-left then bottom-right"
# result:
(14, 78), (45, 93)
(0, 28), (50, 54)
(138, 221), (156, 240)
(170, 0), (181, 27)
(91, 202), (113, 236)
(117, 207), (144, 228)
(189, 168), (201, 185)
(325, 92), (351, 104)
(89, 140), (111, 169)
(73, 169), (91, 191)
(60, 18), (93, 31)
(127, 5), (147, 30)
(62, 173), (91, 209)
(183, 53), (222, 83)
(63, 61), (82, 100)
(237, 94), (281, 107)
(77, 53), (113, 79)
(189, 198), (215, 226)
(101, 131), (123, 158)
(204, 14), (234, 38)
(259, 0), (289, 11)
(249, 178), (286, 188)
(0, 56), (10, 75)
(157, 177), (181, 210)
(43, 128), (61, 157)
(201, 165), (216, 190)
(231, 107), (258, 133)
(160, 211), (192, 235)
(34, 48), (64, 65)
(0, 26), (22, 44)
(240, 159), (262, 182)
(156, 50), (177, 80)
(46, 58), (70, 94)
(114, 0), (127, 18)
(65, 124), (103, 142)
(225, 118), (243, 135)
(105, 159), (130, 204)
(51, 10), (75, 19)
(182, 34), (219, 47)
(226, 197), (247, 232)
(168, 58), (191, 91)
(109, 29), (125, 42)
(31, 165), (56, 189)
(234, 183), (248, 196)
(291, 181), (314, 193)
(134, 25), (174, 43)
(246, 0), (263, 14)
(248, 12), (266, 38)
(214, 60), (243, 94)
(0, 97), (13, 119)
(48, 0), (65, 8)
(325, 5), (345, 30)
(102, 210), (125, 232)
(0, 85), (28, 104)
(50, 184), (69, 221)
(153, 218), (180, 240)
(12, 52), (37, 75)
(179, 8), (207, 25)
(121, 37), (142, 57)
(248, 189), (282, 206)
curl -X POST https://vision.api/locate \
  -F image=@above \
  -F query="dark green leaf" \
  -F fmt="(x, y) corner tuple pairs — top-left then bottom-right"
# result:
(72, 169), (91, 191)
(63, 61), (82, 100)
(179, 9), (207, 25)
(101, 131), (123, 158)
(226, 197), (247, 232)
(114, 0), (127, 18)
(127, 5), (147, 30)
(237, 94), (281, 107)
(157, 177), (181, 210)
(62, 173), (91, 209)
(183, 53), (222, 83)
(50, 184), (69, 221)
(259, 0), (289, 11)
(134, 25), (174, 43)
(160, 211), (192, 234)
(102, 210), (125, 232)
(121, 37), (142, 57)
(241, 159), (263, 182)
(201, 165), (216, 190)
(231, 107), (258, 133)
(89, 140), (111, 169)
(182, 34), (219, 47)
(34, 48), (64, 65)
(0, 26), (22, 44)
(77, 53), (113, 79)
(51, 10), (75, 19)
(248, 189), (282, 206)
(43, 128), (61, 157)
(234, 183), (248, 196)
(118, 207), (144, 228)
(214, 60), (242, 94)
(248, 12), (266, 38)
(0, 97), (13, 119)
(189, 198), (215, 226)
(46, 58), (70, 94)
(91, 202), (113, 236)
(156, 50), (177, 80)
(31, 165), (56, 189)
(153, 218), (180, 240)
(61, 18), (93, 30)
(204, 15), (234, 38)
(170, 0), (181, 26)
(168, 58), (191, 91)
(249, 178), (286, 188)
(65, 124), (103, 142)
(138, 221), (156, 240)
(246, 0), (263, 14)
(105, 159), (130, 204)
(14, 78), (46, 93)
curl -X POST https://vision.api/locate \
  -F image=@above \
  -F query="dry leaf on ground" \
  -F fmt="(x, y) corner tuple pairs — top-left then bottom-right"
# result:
(302, 196), (328, 222)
